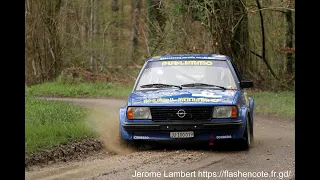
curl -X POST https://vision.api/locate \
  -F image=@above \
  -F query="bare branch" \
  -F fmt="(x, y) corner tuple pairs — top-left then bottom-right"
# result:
(250, 51), (263, 59)
(256, 0), (280, 81)
(260, 7), (294, 12)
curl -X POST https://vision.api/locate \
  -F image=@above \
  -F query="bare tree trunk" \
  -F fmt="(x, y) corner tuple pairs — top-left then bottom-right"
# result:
(61, 0), (68, 43)
(120, 0), (125, 64)
(80, 6), (87, 50)
(147, 0), (166, 52)
(94, 0), (99, 71)
(111, 0), (119, 65)
(130, 0), (141, 62)
(89, 0), (95, 71)
(203, 0), (249, 74)
(285, 1), (293, 76)
(255, 0), (279, 81)
(25, 0), (29, 84)
(112, 0), (119, 12)
(231, 0), (250, 74)
(25, 0), (28, 23)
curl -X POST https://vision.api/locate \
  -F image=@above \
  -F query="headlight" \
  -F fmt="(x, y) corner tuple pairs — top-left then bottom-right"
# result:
(127, 107), (152, 119)
(212, 106), (237, 118)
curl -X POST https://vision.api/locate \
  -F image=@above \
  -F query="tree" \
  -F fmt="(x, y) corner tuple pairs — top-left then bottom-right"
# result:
(285, 0), (294, 76)
(147, 0), (166, 54)
(199, 0), (250, 74)
(25, 0), (63, 84)
(130, 0), (141, 62)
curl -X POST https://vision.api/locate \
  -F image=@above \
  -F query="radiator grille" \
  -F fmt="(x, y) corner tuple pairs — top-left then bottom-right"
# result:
(150, 106), (213, 121)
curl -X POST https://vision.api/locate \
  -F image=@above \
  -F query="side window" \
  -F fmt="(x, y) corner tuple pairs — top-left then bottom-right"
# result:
(230, 60), (242, 81)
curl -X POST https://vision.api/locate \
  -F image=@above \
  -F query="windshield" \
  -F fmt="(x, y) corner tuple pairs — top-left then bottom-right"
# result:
(135, 60), (237, 90)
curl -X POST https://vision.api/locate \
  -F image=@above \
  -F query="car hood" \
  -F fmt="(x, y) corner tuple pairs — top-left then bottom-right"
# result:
(128, 88), (239, 106)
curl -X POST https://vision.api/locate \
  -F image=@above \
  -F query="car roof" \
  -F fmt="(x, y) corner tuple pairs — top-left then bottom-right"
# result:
(147, 54), (231, 62)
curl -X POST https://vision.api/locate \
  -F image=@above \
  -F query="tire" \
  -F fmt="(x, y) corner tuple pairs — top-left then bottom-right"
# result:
(118, 125), (134, 148)
(118, 123), (153, 150)
(239, 115), (252, 150)
(118, 128), (146, 149)
(250, 115), (254, 141)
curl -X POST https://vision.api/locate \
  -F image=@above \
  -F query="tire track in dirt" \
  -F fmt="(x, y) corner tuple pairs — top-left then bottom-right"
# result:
(91, 151), (185, 178)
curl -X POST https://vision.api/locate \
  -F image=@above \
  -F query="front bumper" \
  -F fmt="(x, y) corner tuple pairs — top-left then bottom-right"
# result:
(122, 120), (243, 132)
(121, 120), (245, 140)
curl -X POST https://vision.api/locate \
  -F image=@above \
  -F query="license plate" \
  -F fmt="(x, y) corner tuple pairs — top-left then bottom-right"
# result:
(170, 131), (194, 138)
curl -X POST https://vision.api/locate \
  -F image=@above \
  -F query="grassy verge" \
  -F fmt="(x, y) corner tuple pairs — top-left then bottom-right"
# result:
(26, 81), (133, 98)
(25, 96), (96, 153)
(248, 91), (295, 119)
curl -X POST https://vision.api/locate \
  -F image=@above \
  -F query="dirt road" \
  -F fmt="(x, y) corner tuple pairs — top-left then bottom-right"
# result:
(26, 98), (295, 180)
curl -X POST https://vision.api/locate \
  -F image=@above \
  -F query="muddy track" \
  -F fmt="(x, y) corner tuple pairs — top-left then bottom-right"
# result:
(26, 98), (295, 180)
(25, 138), (105, 168)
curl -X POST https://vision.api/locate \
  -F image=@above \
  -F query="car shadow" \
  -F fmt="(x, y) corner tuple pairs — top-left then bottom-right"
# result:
(131, 140), (248, 152)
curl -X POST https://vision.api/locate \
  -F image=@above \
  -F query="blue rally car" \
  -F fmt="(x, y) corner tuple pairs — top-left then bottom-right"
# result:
(119, 54), (254, 150)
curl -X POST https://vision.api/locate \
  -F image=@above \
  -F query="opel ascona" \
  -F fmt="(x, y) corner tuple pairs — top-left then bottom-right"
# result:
(119, 54), (254, 150)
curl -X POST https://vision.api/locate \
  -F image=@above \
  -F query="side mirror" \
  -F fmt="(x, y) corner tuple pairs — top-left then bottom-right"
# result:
(240, 80), (253, 88)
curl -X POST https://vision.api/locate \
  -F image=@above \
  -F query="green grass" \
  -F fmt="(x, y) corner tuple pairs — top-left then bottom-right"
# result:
(248, 91), (295, 119)
(26, 81), (133, 98)
(25, 96), (96, 153)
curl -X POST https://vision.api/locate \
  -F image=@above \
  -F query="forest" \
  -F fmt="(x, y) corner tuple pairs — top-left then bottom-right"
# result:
(25, 0), (295, 91)
(25, 1), (295, 173)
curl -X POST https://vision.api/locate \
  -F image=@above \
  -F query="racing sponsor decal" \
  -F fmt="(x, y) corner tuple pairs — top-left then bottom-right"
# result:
(173, 97), (220, 103)
(192, 91), (223, 98)
(227, 86), (236, 90)
(132, 101), (143, 104)
(213, 55), (227, 58)
(143, 97), (221, 103)
(159, 56), (215, 60)
(216, 135), (232, 139)
(225, 90), (236, 96)
(161, 61), (213, 66)
(145, 60), (228, 68)
(143, 98), (175, 103)
(133, 136), (149, 140)
(135, 91), (188, 98)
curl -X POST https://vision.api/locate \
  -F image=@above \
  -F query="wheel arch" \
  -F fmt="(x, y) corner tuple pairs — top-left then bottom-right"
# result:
(119, 106), (132, 140)
(239, 105), (250, 135)
(249, 97), (254, 124)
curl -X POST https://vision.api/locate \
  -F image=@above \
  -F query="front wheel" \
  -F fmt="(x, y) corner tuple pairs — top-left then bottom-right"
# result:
(118, 129), (131, 148)
(118, 129), (150, 150)
(239, 116), (252, 150)
(118, 125), (136, 148)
